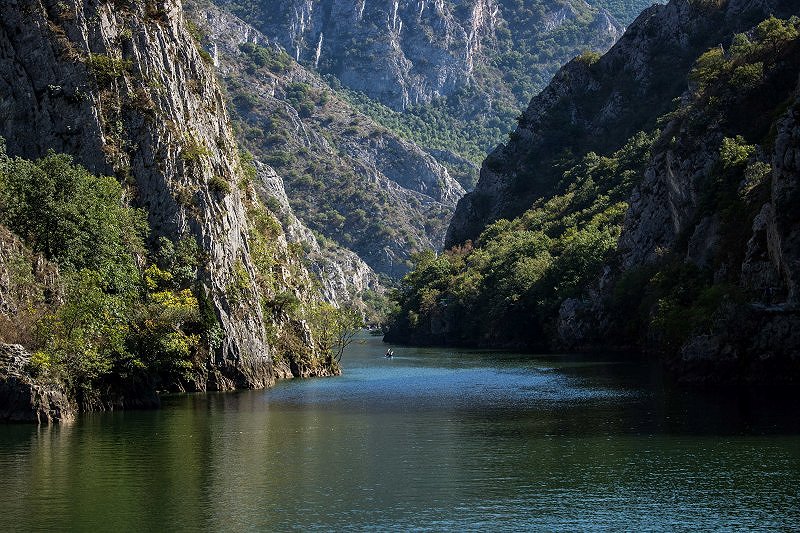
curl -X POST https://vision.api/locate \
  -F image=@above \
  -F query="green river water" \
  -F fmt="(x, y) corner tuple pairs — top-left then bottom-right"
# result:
(1, 334), (799, 531)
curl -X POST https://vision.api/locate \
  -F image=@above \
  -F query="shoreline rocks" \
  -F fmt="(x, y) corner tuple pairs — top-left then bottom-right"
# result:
(0, 344), (75, 424)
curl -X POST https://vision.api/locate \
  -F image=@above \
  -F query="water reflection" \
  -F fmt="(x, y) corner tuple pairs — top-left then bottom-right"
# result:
(1, 335), (798, 530)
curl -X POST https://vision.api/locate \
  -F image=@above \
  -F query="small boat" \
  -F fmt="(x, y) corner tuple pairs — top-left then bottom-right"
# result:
(384, 350), (394, 358)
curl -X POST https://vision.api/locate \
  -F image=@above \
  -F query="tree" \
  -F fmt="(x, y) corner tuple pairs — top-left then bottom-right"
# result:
(0, 144), (146, 293)
(309, 303), (362, 366)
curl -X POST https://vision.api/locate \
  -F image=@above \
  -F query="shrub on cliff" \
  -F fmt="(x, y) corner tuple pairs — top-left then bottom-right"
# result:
(0, 141), (208, 400)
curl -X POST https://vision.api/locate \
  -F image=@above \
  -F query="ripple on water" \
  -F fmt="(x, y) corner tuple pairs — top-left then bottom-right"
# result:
(261, 362), (635, 415)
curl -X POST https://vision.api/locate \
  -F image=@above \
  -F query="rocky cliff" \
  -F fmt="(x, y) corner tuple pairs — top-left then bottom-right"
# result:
(254, 161), (384, 313)
(0, 344), (76, 424)
(608, 18), (800, 381)
(447, 0), (799, 247)
(0, 0), (327, 395)
(215, 0), (628, 111)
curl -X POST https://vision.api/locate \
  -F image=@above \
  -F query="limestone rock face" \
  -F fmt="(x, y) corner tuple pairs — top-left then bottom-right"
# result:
(0, 0), (322, 390)
(618, 134), (719, 270)
(255, 162), (383, 309)
(676, 305), (800, 383)
(214, 0), (625, 112)
(770, 96), (800, 304)
(219, 0), (495, 111)
(607, 47), (800, 381)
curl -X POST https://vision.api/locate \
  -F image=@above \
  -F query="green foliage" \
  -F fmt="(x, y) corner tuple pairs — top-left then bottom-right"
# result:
(0, 140), (208, 397)
(182, 133), (211, 162)
(209, 174), (232, 194)
(128, 283), (201, 382)
(0, 146), (146, 293)
(689, 16), (800, 99)
(719, 136), (755, 168)
(238, 148), (257, 187)
(34, 269), (130, 392)
(226, 258), (252, 304)
(639, 261), (745, 352)
(87, 54), (132, 86)
(755, 15), (800, 47)
(730, 62), (764, 91)
(239, 42), (292, 73)
(340, 87), (508, 167)
(263, 150), (294, 167)
(154, 236), (200, 288)
(284, 82), (321, 117)
(198, 47), (213, 64)
(689, 47), (727, 87)
(307, 303), (362, 367)
(387, 131), (657, 346)
(576, 50), (602, 65)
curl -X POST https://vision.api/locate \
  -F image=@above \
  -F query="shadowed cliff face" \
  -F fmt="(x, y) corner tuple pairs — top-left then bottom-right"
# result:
(0, 0), (323, 389)
(446, 0), (800, 248)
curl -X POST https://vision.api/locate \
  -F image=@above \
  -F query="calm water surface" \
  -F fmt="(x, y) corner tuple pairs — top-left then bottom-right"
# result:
(1, 335), (799, 531)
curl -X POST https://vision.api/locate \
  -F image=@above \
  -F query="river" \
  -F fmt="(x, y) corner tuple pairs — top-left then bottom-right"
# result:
(1, 334), (799, 530)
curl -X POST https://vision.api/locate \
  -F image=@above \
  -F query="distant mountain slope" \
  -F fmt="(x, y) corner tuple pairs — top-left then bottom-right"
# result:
(186, 0), (464, 282)
(211, 0), (656, 181)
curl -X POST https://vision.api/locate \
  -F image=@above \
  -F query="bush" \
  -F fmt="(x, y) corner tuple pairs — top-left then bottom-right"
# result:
(0, 145), (146, 293)
(239, 42), (292, 73)
(87, 54), (132, 86)
(209, 175), (231, 195)
(0, 139), (208, 396)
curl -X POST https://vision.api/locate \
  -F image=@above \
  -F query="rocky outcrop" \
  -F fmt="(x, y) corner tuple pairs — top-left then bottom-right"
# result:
(339, 130), (464, 207)
(219, 0), (491, 110)
(617, 134), (720, 270)
(561, 7), (800, 379)
(0, 344), (76, 423)
(255, 162), (383, 309)
(770, 93), (800, 304)
(0, 0), (324, 390)
(676, 304), (800, 383)
(447, 0), (800, 247)
(671, 81), (800, 382)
